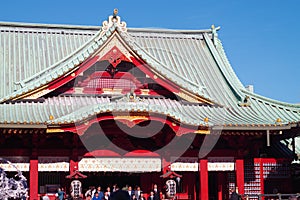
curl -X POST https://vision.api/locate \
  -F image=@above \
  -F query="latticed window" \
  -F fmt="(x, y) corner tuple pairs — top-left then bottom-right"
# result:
(87, 78), (138, 90)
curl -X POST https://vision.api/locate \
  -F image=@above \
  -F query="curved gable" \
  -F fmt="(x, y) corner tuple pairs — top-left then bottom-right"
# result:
(0, 14), (217, 105)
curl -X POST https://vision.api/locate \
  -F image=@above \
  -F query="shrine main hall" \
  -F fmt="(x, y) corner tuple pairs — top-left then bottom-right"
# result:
(0, 10), (299, 200)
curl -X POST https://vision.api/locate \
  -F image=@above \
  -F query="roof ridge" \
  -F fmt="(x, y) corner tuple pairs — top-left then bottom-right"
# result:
(128, 27), (212, 34)
(203, 33), (244, 102)
(0, 21), (101, 30)
(0, 21), (213, 34)
(214, 37), (244, 89)
(242, 89), (300, 110)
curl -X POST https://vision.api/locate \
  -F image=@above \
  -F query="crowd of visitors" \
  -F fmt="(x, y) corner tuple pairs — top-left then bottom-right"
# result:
(83, 184), (162, 200)
(42, 184), (163, 200)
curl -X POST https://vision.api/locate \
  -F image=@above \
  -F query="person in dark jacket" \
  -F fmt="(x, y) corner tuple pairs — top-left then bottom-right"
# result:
(230, 191), (239, 200)
(110, 189), (130, 200)
(230, 188), (242, 200)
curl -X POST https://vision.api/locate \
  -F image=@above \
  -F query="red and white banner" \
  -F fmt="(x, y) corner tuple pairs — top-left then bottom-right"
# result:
(171, 162), (234, 171)
(78, 158), (161, 172)
(170, 162), (198, 171)
(38, 157), (69, 172)
(0, 157), (30, 172)
(207, 162), (235, 171)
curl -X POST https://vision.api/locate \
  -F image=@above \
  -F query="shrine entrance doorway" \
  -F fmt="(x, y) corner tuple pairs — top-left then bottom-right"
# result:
(80, 172), (162, 197)
(81, 172), (140, 191)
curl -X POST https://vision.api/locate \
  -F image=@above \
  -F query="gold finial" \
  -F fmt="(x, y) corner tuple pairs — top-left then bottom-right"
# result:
(204, 117), (209, 123)
(49, 115), (54, 120)
(211, 24), (215, 29)
(113, 8), (118, 17)
(276, 118), (282, 123)
(244, 95), (250, 103)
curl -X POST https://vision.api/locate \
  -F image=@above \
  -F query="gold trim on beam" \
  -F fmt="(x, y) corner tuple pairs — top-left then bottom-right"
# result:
(16, 85), (49, 100)
(114, 115), (148, 122)
(114, 115), (149, 128)
(140, 89), (150, 95)
(176, 92), (199, 103)
(46, 128), (65, 133)
(177, 89), (215, 105)
(194, 129), (210, 134)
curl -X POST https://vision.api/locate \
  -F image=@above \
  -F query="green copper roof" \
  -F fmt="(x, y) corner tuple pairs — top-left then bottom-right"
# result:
(0, 19), (243, 105)
(0, 96), (299, 129)
(0, 23), (94, 98)
(0, 15), (300, 129)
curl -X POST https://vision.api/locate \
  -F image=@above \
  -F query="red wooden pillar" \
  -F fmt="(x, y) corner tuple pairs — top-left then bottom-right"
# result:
(194, 183), (197, 200)
(259, 158), (265, 199)
(199, 159), (208, 200)
(217, 173), (224, 200)
(236, 159), (245, 195)
(29, 159), (39, 200)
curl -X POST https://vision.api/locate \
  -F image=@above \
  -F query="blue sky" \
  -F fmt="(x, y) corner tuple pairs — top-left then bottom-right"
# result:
(1, 1), (300, 103)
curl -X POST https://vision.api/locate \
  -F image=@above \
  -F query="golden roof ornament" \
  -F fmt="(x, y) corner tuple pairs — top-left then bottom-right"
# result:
(204, 117), (209, 123)
(238, 95), (251, 107)
(113, 8), (118, 18)
(96, 8), (127, 40)
(276, 118), (282, 123)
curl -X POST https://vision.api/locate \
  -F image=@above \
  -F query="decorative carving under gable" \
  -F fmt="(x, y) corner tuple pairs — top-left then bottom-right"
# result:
(97, 36), (132, 63)
(103, 47), (128, 68)
(116, 92), (144, 103)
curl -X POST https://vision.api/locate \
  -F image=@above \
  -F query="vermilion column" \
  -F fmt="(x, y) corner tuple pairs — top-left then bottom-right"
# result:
(217, 173), (224, 200)
(259, 159), (264, 200)
(236, 159), (245, 195)
(30, 159), (39, 200)
(199, 159), (208, 200)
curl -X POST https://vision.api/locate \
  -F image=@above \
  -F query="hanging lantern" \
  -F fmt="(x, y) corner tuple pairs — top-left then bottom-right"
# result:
(165, 179), (176, 199)
(70, 180), (82, 199)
